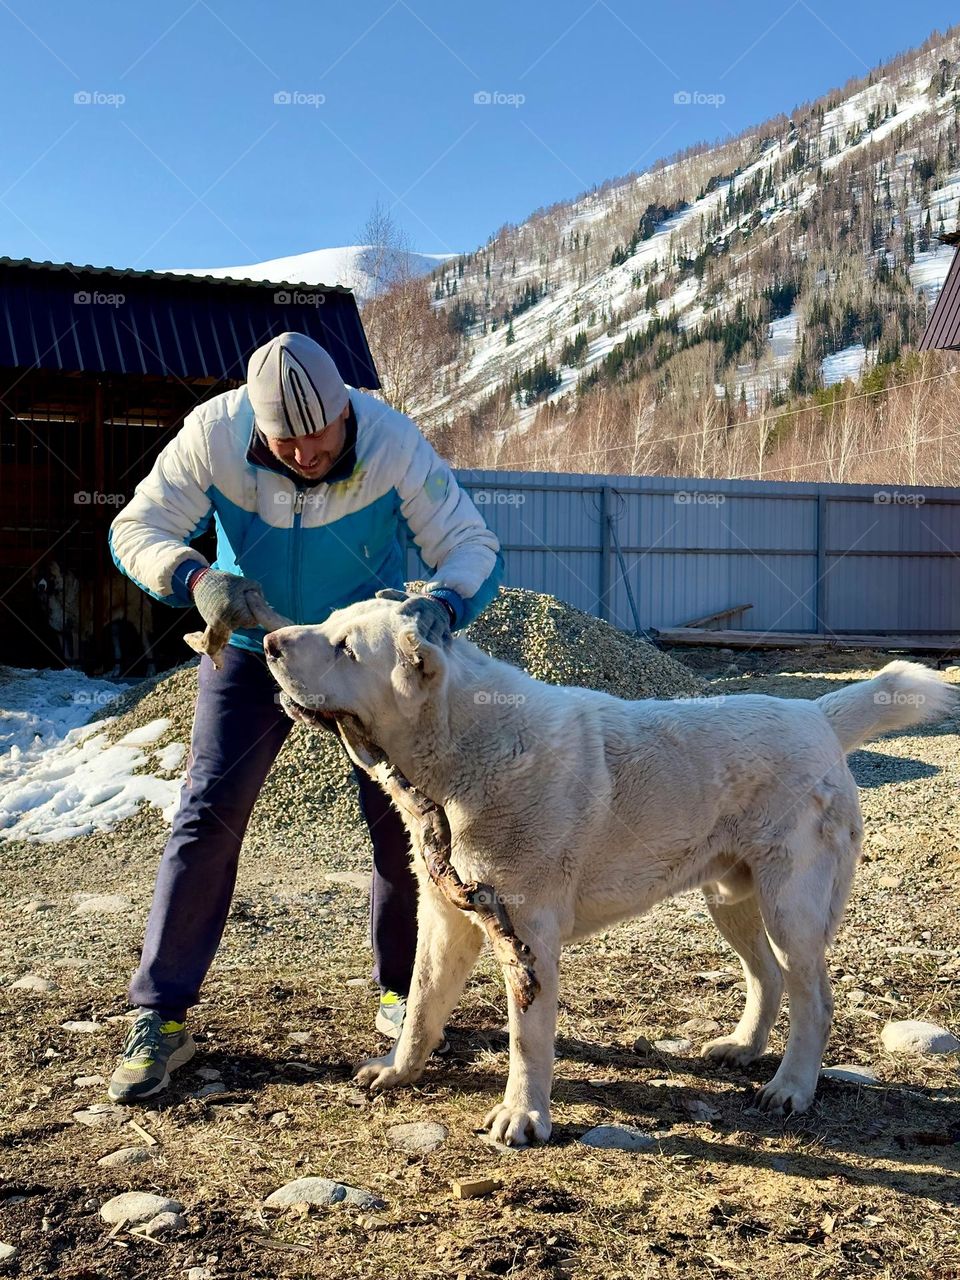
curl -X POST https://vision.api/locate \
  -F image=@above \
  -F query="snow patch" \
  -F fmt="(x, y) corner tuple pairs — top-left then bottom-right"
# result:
(0, 668), (185, 844)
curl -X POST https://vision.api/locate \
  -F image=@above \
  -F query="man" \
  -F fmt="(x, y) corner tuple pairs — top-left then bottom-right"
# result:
(106, 331), (503, 1102)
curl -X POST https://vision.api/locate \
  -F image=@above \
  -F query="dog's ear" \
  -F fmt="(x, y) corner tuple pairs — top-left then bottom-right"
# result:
(391, 624), (444, 704)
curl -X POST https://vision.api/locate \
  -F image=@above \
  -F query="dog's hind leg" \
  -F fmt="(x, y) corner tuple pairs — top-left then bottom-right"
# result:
(752, 790), (860, 1115)
(483, 912), (560, 1147)
(355, 884), (482, 1092)
(701, 880), (784, 1068)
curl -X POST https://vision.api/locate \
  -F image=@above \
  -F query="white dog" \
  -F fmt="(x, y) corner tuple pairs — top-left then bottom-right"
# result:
(264, 598), (955, 1145)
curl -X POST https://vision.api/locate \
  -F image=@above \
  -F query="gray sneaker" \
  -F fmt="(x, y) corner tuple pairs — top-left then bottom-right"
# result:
(375, 991), (449, 1054)
(107, 1009), (196, 1102)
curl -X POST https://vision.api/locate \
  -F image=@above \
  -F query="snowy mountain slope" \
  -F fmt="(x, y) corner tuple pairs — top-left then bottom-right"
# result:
(418, 27), (960, 439)
(166, 244), (455, 301)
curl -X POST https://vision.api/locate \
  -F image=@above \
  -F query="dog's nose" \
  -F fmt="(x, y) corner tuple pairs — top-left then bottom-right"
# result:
(263, 632), (283, 661)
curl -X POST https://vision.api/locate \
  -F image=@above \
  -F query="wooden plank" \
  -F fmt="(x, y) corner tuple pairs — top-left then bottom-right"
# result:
(681, 603), (753, 629)
(659, 628), (960, 653)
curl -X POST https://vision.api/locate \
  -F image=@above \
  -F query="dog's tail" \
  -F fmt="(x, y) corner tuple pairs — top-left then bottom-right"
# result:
(816, 659), (957, 754)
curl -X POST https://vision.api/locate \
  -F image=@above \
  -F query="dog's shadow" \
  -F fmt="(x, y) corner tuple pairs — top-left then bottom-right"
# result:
(849, 747), (941, 787)
(435, 1028), (960, 1206)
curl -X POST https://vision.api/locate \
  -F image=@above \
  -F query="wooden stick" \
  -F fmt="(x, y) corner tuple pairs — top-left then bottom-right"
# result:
(335, 715), (540, 1011)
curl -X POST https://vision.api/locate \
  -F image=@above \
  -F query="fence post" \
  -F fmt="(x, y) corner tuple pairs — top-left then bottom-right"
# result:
(598, 485), (611, 621)
(815, 491), (828, 634)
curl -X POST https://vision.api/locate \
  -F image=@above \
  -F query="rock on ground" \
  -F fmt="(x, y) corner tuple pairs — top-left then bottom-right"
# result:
(97, 1146), (154, 1168)
(9, 973), (58, 993)
(580, 1124), (656, 1151)
(821, 1064), (879, 1084)
(73, 1103), (127, 1128)
(71, 894), (131, 915)
(385, 1121), (447, 1153)
(263, 1177), (386, 1211)
(881, 1020), (960, 1055)
(99, 1192), (184, 1225)
(140, 1211), (188, 1237)
(0, 1243), (17, 1265)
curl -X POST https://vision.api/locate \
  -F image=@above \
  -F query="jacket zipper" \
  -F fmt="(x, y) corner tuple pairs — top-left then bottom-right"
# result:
(291, 488), (305, 623)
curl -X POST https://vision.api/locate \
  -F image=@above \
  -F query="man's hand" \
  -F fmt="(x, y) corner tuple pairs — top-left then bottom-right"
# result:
(191, 569), (277, 631)
(376, 588), (452, 645)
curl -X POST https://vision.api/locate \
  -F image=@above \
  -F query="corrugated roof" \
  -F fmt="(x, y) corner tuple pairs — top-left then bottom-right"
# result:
(0, 257), (380, 386)
(920, 240), (960, 351)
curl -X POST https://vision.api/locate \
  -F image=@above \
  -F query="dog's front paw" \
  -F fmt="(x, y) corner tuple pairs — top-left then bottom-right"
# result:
(701, 1034), (762, 1068)
(482, 1102), (551, 1146)
(752, 1076), (815, 1116)
(353, 1054), (421, 1093)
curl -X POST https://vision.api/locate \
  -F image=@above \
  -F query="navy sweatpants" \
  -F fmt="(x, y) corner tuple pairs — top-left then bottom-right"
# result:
(128, 644), (418, 1020)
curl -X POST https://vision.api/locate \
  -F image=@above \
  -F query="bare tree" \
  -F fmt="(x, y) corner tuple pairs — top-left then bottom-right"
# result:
(355, 202), (454, 419)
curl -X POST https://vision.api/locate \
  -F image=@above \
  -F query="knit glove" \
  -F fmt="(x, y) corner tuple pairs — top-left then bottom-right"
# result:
(191, 569), (275, 631)
(376, 588), (452, 645)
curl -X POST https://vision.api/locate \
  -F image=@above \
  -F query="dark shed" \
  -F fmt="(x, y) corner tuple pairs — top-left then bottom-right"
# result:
(0, 257), (379, 674)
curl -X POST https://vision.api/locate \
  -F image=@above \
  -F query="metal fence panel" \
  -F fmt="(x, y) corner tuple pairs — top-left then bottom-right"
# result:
(406, 469), (960, 637)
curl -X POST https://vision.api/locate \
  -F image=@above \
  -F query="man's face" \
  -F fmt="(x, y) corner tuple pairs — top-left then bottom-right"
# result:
(265, 403), (349, 480)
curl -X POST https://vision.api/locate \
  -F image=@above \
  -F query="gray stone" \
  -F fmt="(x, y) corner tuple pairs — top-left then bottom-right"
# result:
(682, 1096), (721, 1122)
(287, 1031), (312, 1045)
(654, 1038), (693, 1054)
(195, 1067), (222, 1081)
(0, 1243), (17, 1266)
(324, 871), (369, 891)
(680, 1018), (721, 1037)
(72, 894), (131, 916)
(386, 1121), (447, 1153)
(881, 1020), (960, 1055)
(140, 1211), (188, 1237)
(74, 1074), (106, 1088)
(579, 1124), (656, 1152)
(10, 973), (58, 993)
(263, 1177), (386, 1211)
(98, 1146), (154, 1168)
(99, 1192), (183, 1226)
(194, 1082), (227, 1098)
(73, 1103), (127, 1128)
(821, 1064), (879, 1085)
(61, 1020), (103, 1034)
(187, 1269), (213, 1280)
(20, 899), (54, 914)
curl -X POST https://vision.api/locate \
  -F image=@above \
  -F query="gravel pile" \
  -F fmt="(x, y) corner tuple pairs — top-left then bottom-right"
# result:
(90, 587), (702, 851)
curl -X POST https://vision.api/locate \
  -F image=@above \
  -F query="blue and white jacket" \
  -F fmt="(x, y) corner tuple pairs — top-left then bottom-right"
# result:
(109, 384), (504, 654)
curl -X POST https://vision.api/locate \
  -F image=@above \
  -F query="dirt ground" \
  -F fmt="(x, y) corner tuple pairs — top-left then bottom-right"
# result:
(1, 644), (958, 1280)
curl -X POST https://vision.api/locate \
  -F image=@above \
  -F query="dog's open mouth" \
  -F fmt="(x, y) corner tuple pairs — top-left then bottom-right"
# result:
(278, 690), (339, 730)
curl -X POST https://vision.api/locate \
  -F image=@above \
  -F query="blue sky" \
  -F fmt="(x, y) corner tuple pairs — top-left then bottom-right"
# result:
(0, 1), (956, 270)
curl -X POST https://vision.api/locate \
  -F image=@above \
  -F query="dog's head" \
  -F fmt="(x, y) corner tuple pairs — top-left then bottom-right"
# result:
(263, 594), (450, 740)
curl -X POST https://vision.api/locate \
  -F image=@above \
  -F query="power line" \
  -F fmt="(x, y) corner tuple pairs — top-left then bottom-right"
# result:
(471, 363), (960, 472)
